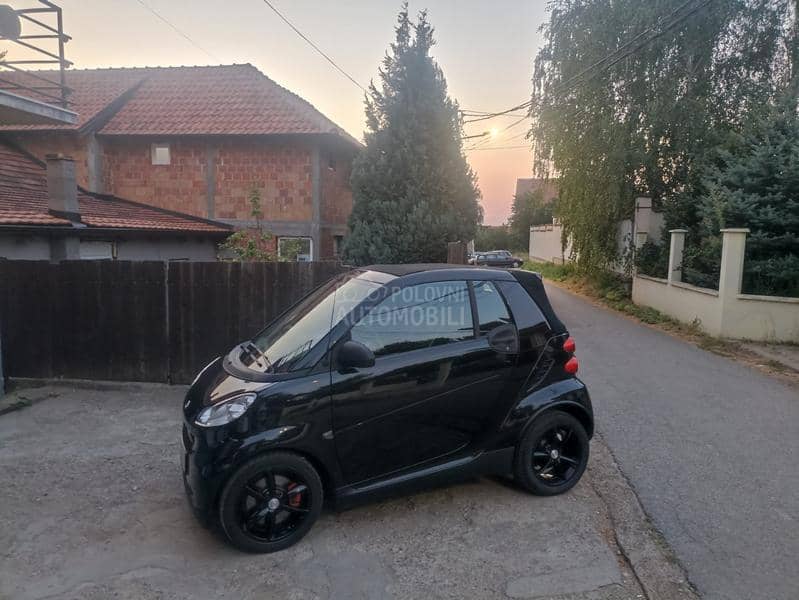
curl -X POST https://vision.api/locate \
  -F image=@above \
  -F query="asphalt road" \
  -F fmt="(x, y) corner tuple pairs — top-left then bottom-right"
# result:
(546, 283), (799, 600)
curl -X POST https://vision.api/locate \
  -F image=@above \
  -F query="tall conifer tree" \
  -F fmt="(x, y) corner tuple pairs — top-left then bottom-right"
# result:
(344, 6), (481, 265)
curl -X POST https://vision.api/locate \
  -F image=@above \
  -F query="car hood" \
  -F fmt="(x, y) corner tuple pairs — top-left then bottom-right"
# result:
(182, 357), (272, 421)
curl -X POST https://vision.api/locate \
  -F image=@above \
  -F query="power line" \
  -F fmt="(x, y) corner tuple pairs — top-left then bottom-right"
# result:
(464, 145), (530, 152)
(465, 114), (529, 150)
(462, 110), (529, 118)
(553, 0), (712, 95)
(133, 0), (219, 61)
(463, 0), (710, 124)
(462, 100), (531, 124)
(257, 0), (367, 92)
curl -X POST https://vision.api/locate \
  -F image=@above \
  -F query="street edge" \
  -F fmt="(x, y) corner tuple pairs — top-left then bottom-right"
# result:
(588, 433), (700, 600)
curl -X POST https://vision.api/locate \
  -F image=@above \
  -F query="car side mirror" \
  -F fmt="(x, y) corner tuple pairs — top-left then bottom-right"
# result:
(336, 340), (375, 371)
(487, 323), (519, 354)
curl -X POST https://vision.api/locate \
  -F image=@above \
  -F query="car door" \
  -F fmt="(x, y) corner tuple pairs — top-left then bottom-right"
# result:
(329, 280), (518, 485)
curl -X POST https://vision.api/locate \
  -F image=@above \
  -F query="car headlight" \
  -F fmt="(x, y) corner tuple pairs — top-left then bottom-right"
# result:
(195, 393), (256, 428)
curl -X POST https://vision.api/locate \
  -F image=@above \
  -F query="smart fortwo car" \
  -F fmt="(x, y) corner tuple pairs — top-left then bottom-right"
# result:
(182, 264), (593, 553)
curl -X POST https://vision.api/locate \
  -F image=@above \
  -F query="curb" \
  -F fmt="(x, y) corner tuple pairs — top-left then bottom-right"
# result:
(589, 434), (699, 599)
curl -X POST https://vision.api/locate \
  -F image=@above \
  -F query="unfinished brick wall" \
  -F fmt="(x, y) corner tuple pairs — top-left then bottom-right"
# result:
(103, 137), (207, 215)
(9, 133), (355, 243)
(215, 139), (313, 222)
(10, 132), (92, 189)
(102, 137), (314, 222)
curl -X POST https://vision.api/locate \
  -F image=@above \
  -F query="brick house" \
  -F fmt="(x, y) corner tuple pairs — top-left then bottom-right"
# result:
(0, 64), (360, 260)
(0, 140), (230, 261)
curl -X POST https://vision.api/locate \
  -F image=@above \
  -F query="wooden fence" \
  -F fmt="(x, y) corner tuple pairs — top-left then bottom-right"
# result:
(0, 260), (348, 384)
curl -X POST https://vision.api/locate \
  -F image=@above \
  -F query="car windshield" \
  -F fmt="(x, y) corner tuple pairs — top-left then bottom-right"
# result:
(248, 273), (383, 373)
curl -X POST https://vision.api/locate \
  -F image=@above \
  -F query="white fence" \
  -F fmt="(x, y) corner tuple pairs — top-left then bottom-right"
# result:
(528, 223), (572, 264)
(632, 229), (799, 342)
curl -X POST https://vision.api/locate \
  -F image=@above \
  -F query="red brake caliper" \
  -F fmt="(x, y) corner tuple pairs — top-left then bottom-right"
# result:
(287, 482), (302, 507)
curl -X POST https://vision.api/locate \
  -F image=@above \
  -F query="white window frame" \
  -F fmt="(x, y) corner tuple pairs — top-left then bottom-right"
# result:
(277, 236), (313, 262)
(79, 240), (116, 260)
(151, 142), (171, 165)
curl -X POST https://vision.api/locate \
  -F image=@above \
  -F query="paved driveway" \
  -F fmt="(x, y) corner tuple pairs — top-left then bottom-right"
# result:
(546, 284), (799, 600)
(0, 384), (651, 600)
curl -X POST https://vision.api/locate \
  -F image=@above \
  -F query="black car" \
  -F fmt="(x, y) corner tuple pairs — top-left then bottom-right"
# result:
(182, 264), (592, 553)
(473, 251), (523, 268)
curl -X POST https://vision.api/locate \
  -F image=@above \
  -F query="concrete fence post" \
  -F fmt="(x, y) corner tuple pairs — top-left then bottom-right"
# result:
(667, 229), (688, 285)
(634, 197), (652, 248)
(718, 228), (749, 298)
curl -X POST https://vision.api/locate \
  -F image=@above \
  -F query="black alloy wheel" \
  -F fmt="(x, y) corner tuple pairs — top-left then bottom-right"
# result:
(219, 452), (323, 553)
(513, 410), (589, 496)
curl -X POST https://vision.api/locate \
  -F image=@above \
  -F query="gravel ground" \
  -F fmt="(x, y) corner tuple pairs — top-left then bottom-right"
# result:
(0, 383), (690, 600)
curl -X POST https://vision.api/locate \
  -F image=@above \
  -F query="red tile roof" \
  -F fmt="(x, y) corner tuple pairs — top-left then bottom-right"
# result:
(0, 65), (359, 143)
(0, 142), (230, 234)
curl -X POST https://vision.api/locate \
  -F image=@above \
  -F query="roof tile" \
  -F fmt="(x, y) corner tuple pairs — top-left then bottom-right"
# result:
(0, 142), (230, 234)
(0, 65), (358, 143)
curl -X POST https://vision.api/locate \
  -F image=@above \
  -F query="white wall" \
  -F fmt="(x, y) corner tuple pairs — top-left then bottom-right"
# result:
(529, 224), (571, 263)
(0, 233), (220, 262)
(116, 238), (219, 261)
(632, 229), (799, 342)
(0, 235), (51, 260)
(633, 274), (723, 335)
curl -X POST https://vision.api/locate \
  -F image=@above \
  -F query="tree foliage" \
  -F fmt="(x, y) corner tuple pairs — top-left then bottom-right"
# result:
(344, 6), (482, 265)
(531, 0), (794, 270)
(679, 102), (799, 296)
(219, 186), (277, 261)
(508, 189), (555, 250)
(475, 225), (513, 252)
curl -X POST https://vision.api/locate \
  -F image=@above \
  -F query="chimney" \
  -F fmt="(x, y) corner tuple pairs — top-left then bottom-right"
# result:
(45, 153), (81, 222)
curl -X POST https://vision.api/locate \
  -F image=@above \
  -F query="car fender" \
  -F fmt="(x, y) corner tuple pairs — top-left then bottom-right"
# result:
(505, 378), (594, 441)
(227, 422), (345, 493)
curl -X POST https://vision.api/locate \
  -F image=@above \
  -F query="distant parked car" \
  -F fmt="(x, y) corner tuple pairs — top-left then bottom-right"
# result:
(182, 265), (591, 553)
(473, 251), (523, 268)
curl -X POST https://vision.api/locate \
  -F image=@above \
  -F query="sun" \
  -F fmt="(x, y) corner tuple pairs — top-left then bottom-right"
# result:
(489, 127), (499, 138)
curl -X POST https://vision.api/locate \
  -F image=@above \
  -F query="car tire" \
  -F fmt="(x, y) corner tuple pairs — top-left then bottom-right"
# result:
(513, 411), (589, 496)
(218, 451), (323, 553)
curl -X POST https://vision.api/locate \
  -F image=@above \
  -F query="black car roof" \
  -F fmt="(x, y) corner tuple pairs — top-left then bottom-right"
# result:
(364, 263), (515, 281)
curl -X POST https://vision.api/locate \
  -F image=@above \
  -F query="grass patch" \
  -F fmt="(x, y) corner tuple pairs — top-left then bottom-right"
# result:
(523, 259), (702, 336)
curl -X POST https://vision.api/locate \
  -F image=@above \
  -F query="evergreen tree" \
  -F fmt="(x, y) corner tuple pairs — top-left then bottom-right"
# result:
(344, 6), (481, 265)
(682, 103), (799, 296)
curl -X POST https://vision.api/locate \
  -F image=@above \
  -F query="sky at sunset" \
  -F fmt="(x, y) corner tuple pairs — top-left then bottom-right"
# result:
(5, 0), (549, 224)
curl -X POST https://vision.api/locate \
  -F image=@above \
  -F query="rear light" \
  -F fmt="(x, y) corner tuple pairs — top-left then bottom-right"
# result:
(563, 337), (576, 353)
(564, 356), (579, 374)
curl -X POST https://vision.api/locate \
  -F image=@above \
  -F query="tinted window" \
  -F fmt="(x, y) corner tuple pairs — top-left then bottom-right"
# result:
(351, 281), (473, 357)
(251, 274), (381, 372)
(495, 280), (547, 330)
(473, 281), (512, 333)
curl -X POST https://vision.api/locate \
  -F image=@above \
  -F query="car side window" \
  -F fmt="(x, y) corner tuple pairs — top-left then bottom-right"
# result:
(473, 281), (512, 334)
(350, 281), (474, 357)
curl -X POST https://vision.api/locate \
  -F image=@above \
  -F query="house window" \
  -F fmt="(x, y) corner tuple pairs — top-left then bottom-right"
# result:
(151, 143), (171, 165)
(79, 240), (115, 260)
(333, 235), (344, 256)
(278, 237), (313, 262)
